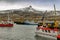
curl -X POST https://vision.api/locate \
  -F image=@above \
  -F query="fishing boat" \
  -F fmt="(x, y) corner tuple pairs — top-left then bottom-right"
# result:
(24, 20), (38, 25)
(14, 21), (26, 24)
(35, 4), (60, 40)
(14, 20), (38, 25)
(0, 12), (14, 27)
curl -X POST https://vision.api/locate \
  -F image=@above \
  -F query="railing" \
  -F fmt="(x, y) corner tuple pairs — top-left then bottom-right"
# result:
(57, 30), (60, 34)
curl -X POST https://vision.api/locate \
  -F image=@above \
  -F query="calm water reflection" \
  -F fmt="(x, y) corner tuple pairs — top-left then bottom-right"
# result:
(0, 24), (57, 40)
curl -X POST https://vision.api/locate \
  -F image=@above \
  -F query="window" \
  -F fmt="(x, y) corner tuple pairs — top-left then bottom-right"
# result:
(48, 30), (50, 33)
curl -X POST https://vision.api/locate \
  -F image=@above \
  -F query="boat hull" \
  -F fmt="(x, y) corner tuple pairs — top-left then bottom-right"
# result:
(0, 24), (13, 27)
(35, 31), (57, 39)
(35, 26), (58, 39)
(14, 21), (26, 24)
(14, 21), (38, 25)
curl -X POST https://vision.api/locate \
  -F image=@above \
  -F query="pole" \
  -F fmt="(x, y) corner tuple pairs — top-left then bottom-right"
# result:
(54, 4), (56, 21)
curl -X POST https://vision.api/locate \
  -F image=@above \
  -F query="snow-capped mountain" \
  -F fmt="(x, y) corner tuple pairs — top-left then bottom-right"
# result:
(21, 6), (37, 12)
(20, 5), (42, 14)
(0, 5), (60, 17)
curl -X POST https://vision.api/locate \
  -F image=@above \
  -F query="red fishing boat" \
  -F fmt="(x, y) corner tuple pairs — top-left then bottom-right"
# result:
(0, 12), (14, 27)
(0, 20), (13, 27)
(35, 4), (60, 40)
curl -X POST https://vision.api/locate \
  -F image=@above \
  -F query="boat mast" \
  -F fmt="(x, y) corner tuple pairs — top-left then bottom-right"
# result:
(7, 12), (10, 21)
(43, 16), (45, 26)
(42, 11), (47, 26)
(54, 4), (56, 18)
(54, 4), (59, 28)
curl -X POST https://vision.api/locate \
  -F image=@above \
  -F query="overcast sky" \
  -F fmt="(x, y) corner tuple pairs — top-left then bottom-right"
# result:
(0, 0), (60, 11)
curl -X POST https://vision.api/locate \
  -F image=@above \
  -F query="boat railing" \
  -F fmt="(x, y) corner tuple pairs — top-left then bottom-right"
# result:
(37, 26), (58, 34)
(57, 29), (60, 34)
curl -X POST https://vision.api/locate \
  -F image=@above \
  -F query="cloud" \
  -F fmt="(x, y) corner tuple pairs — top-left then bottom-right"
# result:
(0, 0), (58, 2)
(0, 0), (35, 3)
(0, 0), (60, 10)
(0, 0), (59, 4)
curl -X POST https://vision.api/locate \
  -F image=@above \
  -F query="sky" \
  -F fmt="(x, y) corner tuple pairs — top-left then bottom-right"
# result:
(0, 0), (60, 11)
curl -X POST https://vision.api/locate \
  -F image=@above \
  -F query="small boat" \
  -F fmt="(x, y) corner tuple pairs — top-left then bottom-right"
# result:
(14, 21), (26, 24)
(0, 12), (14, 27)
(0, 20), (13, 27)
(14, 20), (38, 25)
(24, 20), (38, 25)
(35, 4), (60, 40)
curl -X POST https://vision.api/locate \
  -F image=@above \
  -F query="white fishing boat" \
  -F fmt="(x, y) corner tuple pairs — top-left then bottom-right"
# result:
(35, 4), (60, 40)
(24, 20), (38, 25)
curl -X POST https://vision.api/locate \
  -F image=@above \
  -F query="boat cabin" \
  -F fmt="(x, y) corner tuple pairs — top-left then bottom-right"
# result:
(38, 21), (60, 29)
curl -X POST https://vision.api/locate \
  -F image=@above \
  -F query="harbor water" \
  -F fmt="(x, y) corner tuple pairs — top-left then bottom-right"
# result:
(0, 24), (56, 40)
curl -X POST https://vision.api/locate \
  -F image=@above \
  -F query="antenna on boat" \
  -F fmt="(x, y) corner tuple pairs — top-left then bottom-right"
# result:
(54, 4), (56, 17)
(54, 4), (59, 28)
(54, 4), (56, 21)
